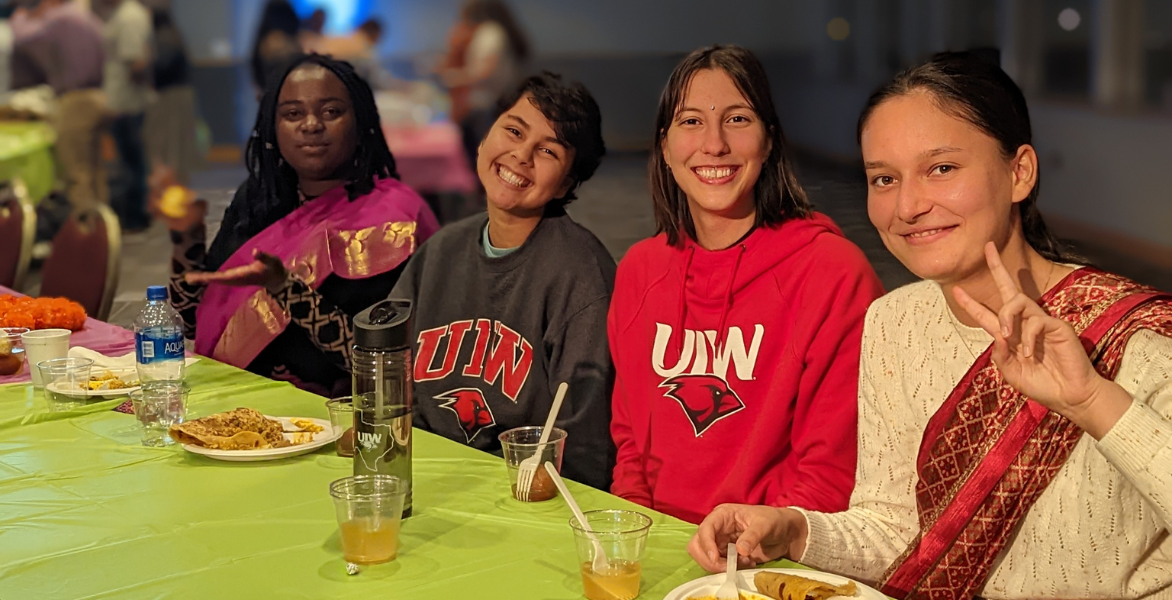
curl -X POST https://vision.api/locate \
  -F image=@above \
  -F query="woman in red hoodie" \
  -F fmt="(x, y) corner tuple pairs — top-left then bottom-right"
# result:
(608, 45), (884, 524)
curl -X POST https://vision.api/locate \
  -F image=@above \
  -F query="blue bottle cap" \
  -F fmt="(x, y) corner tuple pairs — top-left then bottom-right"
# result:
(146, 286), (169, 301)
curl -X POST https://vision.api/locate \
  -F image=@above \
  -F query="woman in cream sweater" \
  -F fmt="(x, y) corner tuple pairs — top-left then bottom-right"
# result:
(688, 51), (1172, 600)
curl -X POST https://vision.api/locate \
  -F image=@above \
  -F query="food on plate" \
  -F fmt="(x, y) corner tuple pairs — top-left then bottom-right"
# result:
(80, 370), (138, 391)
(753, 572), (857, 600)
(289, 418), (324, 433)
(0, 331), (20, 376)
(0, 295), (87, 330)
(158, 185), (194, 219)
(688, 594), (770, 600)
(169, 408), (293, 450)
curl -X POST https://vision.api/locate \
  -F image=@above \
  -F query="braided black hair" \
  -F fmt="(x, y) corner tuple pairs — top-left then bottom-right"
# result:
(241, 53), (399, 239)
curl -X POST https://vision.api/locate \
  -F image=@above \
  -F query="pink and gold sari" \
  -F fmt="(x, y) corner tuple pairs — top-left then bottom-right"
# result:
(880, 268), (1172, 600)
(193, 178), (438, 369)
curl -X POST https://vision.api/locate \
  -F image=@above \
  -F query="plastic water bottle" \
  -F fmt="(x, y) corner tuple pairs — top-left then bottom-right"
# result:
(134, 286), (186, 384)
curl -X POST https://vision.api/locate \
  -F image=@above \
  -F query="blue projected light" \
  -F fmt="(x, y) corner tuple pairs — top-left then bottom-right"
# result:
(290, 0), (374, 35)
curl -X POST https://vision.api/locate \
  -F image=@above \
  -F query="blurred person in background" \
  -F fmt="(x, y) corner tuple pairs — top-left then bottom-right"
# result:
(298, 7), (325, 53)
(154, 55), (437, 396)
(0, 4), (13, 95)
(144, 4), (200, 185)
(10, 0), (107, 209)
(315, 17), (389, 88)
(440, 0), (530, 168)
(249, 0), (299, 95)
(440, 13), (476, 125)
(97, 0), (152, 233)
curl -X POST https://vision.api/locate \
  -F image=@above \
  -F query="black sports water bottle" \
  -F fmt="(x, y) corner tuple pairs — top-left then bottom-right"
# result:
(351, 299), (414, 518)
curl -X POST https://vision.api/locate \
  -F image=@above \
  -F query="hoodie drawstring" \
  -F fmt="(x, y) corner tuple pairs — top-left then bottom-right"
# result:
(714, 244), (746, 352)
(673, 246), (696, 356)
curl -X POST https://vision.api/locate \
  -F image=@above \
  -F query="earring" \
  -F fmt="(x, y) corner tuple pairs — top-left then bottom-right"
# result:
(710, 105), (715, 110)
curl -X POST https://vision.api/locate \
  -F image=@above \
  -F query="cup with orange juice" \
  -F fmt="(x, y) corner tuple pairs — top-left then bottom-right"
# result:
(329, 475), (407, 565)
(571, 509), (653, 600)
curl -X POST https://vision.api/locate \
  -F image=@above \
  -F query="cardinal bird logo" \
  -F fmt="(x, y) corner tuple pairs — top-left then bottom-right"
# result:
(660, 374), (746, 437)
(436, 388), (496, 443)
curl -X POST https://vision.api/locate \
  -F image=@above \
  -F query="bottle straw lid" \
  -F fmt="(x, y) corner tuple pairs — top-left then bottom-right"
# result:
(354, 299), (412, 350)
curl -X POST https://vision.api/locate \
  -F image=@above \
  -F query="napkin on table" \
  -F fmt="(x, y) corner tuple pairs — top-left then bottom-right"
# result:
(67, 347), (200, 369)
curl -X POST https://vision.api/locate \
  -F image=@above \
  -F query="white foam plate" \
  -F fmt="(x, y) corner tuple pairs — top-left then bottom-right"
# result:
(180, 416), (342, 462)
(45, 368), (141, 398)
(663, 567), (887, 600)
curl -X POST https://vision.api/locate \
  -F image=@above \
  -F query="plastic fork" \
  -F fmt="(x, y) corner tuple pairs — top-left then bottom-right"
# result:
(516, 382), (567, 501)
(714, 543), (740, 599)
(544, 461), (609, 574)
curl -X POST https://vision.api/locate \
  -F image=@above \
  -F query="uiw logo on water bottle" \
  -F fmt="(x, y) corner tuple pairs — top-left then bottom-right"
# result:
(358, 430), (383, 450)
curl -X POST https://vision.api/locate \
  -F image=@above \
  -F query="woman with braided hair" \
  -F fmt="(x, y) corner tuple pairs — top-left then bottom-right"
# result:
(154, 54), (438, 396)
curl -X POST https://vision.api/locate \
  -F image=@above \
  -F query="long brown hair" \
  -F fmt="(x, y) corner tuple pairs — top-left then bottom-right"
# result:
(650, 45), (811, 247)
(858, 51), (1073, 263)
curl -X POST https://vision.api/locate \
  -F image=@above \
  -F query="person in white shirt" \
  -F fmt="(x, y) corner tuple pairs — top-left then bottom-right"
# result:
(97, 0), (152, 232)
(440, 0), (530, 167)
(688, 51), (1172, 600)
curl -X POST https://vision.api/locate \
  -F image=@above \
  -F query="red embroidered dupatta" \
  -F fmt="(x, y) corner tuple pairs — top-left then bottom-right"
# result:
(879, 268), (1172, 600)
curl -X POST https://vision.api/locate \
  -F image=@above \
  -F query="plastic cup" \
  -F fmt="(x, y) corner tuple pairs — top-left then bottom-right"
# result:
(498, 426), (566, 502)
(129, 381), (188, 446)
(571, 510), (653, 600)
(326, 396), (356, 457)
(37, 357), (92, 410)
(22, 329), (71, 386)
(0, 327), (30, 376)
(329, 475), (407, 565)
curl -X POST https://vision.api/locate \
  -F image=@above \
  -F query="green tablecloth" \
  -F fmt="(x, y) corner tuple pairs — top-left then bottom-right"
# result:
(0, 359), (805, 599)
(0, 120), (56, 203)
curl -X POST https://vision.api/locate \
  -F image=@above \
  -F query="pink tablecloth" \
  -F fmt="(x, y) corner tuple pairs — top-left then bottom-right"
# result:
(383, 122), (477, 195)
(0, 285), (135, 385)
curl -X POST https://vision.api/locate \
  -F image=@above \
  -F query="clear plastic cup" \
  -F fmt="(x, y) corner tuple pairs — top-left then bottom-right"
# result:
(128, 381), (187, 446)
(571, 510), (653, 600)
(37, 357), (92, 410)
(498, 426), (567, 502)
(0, 327), (30, 376)
(329, 474), (407, 565)
(22, 329), (71, 386)
(326, 396), (356, 457)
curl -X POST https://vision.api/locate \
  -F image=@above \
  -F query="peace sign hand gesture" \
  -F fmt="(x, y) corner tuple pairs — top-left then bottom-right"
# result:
(952, 243), (1131, 437)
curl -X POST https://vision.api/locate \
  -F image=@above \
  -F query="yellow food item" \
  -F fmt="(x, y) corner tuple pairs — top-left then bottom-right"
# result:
(753, 572), (857, 600)
(0, 330), (10, 355)
(80, 370), (136, 391)
(290, 431), (315, 445)
(290, 418), (324, 433)
(684, 590), (773, 600)
(159, 185), (193, 219)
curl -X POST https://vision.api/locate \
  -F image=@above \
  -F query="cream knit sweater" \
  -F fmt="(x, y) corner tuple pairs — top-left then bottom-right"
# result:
(796, 279), (1172, 599)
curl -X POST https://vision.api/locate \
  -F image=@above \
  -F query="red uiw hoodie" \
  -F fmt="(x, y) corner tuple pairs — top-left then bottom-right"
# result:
(608, 213), (883, 524)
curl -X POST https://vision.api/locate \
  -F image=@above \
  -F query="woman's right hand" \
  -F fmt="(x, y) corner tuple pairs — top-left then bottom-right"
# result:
(148, 165), (207, 234)
(687, 504), (808, 573)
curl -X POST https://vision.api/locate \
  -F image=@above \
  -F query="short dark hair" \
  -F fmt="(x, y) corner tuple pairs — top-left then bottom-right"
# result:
(495, 71), (606, 206)
(858, 51), (1073, 263)
(650, 45), (811, 247)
